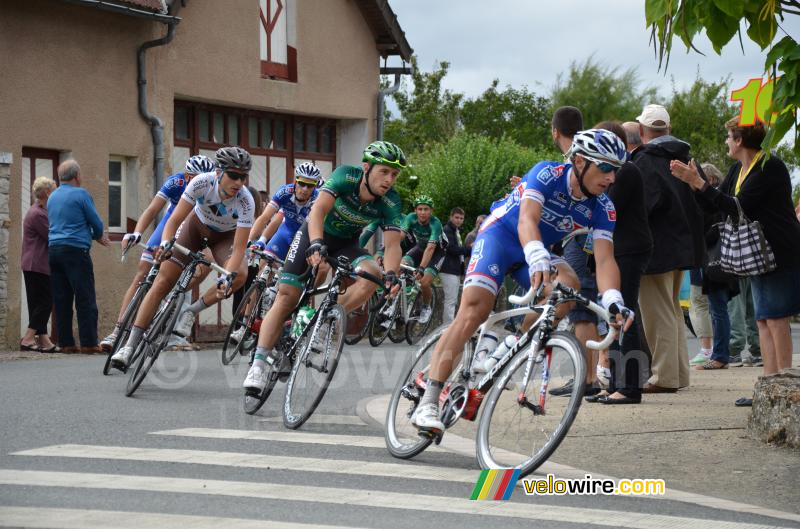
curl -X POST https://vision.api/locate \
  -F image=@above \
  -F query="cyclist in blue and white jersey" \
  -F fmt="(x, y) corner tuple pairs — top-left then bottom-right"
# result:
(412, 129), (635, 433)
(248, 162), (321, 260)
(100, 155), (215, 351)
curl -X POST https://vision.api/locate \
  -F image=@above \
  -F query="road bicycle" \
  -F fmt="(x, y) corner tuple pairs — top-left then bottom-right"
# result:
(221, 248), (283, 365)
(243, 255), (383, 424)
(385, 281), (617, 477)
(368, 263), (436, 346)
(124, 241), (233, 397)
(102, 242), (159, 375)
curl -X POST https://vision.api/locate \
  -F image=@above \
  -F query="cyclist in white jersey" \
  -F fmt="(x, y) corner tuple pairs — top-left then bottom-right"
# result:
(111, 147), (255, 368)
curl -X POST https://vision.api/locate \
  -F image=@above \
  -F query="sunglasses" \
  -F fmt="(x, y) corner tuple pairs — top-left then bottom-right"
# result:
(368, 150), (407, 167)
(224, 171), (247, 181)
(295, 180), (316, 189)
(594, 162), (618, 174)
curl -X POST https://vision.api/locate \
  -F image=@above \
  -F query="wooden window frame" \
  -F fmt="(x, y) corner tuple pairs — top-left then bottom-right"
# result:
(107, 156), (127, 234)
(259, 0), (297, 82)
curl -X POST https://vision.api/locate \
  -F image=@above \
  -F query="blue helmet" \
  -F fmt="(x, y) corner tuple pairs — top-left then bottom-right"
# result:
(185, 155), (215, 175)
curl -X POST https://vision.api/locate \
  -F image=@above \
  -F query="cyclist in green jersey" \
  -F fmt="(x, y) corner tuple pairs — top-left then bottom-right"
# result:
(401, 195), (445, 324)
(243, 141), (408, 392)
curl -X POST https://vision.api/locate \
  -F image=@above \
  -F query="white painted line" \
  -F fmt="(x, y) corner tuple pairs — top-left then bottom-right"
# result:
(152, 428), (384, 448)
(258, 414), (366, 426)
(12, 444), (474, 483)
(364, 393), (800, 524)
(0, 506), (363, 529)
(0, 470), (789, 529)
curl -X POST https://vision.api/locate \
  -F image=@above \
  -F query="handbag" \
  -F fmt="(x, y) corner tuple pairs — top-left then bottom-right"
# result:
(718, 197), (777, 276)
(705, 223), (737, 283)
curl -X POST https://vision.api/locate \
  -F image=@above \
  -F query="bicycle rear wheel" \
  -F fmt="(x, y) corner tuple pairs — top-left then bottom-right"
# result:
(222, 281), (264, 365)
(406, 287), (437, 345)
(368, 296), (398, 347)
(384, 324), (449, 459)
(125, 297), (179, 397)
(283, 304), (346, 429)
(103, 283), (147, 375)
(475, 331), (586, 476)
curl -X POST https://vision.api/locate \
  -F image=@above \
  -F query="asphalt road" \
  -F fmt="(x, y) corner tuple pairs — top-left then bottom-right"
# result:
(0, 342), (798, 529)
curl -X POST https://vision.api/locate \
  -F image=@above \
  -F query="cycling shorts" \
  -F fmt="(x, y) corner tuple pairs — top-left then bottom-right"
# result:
(264, 222), (297, 261)
(170, 211), (235, 269)
(402, 244), (445, 277)
(141, 211), (172, 263)
(280, 222), (373, 290)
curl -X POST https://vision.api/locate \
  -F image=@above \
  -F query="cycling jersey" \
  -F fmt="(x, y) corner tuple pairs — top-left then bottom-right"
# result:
(268, 183), (318, 231)
(402, 213), (443, 247)
(181, 172), (255, 232)
(465, 161), (616, 295)
(320, 165), (404, 239)
(143, 172), (189, 261)
(359, 220), (381, 248)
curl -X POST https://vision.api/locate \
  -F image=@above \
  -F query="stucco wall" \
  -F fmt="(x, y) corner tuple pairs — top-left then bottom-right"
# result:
(0, 0), (381, 347)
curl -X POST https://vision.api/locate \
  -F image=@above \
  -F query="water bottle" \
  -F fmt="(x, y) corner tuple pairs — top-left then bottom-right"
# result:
(291, 306), (316, 339)
(480, 335), (518, 374)
(472, 331), (499, 374)
(260, 285), (278, 316)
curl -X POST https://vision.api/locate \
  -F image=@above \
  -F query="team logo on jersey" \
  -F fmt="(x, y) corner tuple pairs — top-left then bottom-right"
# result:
(540, 208), (558, 226)
(606, 208), (616, 221)
(536, 164), (565, 186)
(553, 191), (568, 204)
(575, 204), (592, 219)
(466, 239), (484, 274)
(557, 216), (574, 232)
(489, 264), (500, 276)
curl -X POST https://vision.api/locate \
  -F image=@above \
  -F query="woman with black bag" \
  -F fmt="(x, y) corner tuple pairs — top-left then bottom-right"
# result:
(670, 119), (800, 403)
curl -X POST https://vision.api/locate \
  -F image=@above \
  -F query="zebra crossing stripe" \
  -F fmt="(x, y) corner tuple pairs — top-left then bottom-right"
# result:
(151, 428), (386, 448)
(0, 506), (363, 529)
(0, 470), (788, 529)
(11, 444), (475, 483)
(258, 414), (366, 426)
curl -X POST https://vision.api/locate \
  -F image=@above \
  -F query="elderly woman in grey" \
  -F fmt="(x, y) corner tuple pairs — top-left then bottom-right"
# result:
(21, 176), (58, 352)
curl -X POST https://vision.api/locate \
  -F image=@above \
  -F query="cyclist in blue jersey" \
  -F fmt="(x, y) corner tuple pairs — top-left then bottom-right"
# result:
(100, 155), (215, 351)
(248, 162), (321, 260)
(412, 129), (635, 433)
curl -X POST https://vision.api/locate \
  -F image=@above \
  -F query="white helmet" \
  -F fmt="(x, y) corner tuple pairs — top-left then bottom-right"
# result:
(185, 155), (215, 175)
(294, 162), (321, 184)
(567, 129), (627, 168)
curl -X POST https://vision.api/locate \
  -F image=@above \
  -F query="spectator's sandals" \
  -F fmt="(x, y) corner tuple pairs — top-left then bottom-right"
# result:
(694, 360), (728, 370)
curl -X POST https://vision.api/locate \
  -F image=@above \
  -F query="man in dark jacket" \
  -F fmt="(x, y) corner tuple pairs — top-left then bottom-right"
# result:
(440, 207), (467, 323)
(632, 104), (705, 392)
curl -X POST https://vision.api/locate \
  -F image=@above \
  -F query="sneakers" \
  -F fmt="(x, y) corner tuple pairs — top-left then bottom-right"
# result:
(728, 354), (744, 367)
(174, 310), (196, 338)
(418, 305), (433, 324)
(100, 332), (117, 352)
(690, 350), (713, 365)
(110, 345), (133, 368)
(230, 327), (246, 344)
(411, 403), (444, 432)
(243, 364), (268, 392)
(742, 355), (763, 367)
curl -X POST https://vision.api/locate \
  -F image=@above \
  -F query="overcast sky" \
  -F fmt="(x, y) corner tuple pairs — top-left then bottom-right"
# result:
(388, 0), (800, 111)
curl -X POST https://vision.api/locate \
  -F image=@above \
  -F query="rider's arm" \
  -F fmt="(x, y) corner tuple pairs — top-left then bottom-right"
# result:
(224, 226), (250, 274)
(307, 191), (335, 242)
(248, 202), (279, 241)
(262, 210), (284, 241)
(419, 241), (436, 270)
(517, 198), (544, 247)
(134, 195), (168, 235)
(382, 229), (403, 274)
(593, 238), (621, 294)
(161, 198), (193, 243)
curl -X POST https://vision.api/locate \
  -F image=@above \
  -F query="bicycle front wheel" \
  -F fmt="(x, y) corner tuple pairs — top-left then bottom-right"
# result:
(476, 331), (586, 476)
(125, 297), (179, 397)
(222, 281), (264, 365)
(283, 304), (347, 429)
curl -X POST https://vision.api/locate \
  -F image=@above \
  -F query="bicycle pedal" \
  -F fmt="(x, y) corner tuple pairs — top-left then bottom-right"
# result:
(110, 360), (127, 374)
(417, 427), (443, 444)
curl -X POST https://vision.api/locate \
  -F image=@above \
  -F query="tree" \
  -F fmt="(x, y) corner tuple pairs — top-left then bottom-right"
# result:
(413, 133), (559, 233)
(667, 75), (738, 169)
(461, 80), (552, 148)
(645, 0), (799, 154)
(384, 57), (464, 155)
(550, 56), (660, 127)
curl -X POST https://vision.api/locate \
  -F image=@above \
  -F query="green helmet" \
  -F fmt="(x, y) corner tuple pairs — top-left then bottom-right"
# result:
(362, 141), (407, 170)
(414, 194), (434, 208)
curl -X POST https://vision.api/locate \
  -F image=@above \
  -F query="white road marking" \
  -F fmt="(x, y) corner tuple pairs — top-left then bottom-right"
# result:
(152, 427), (384, 448)
(0, 470), (790, 529)
(258, 414), (366, 426)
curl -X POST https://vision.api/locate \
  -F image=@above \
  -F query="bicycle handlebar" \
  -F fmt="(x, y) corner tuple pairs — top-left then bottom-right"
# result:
(247, 247), (284, 266)
(121, 241), (150, 263)
(172, 242), (231, 277)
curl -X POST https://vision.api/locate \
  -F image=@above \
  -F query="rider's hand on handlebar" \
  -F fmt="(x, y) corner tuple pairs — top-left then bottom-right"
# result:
(524, 240), (551, 293)
(249, 237), (267, 252)
(305, 239), (327, 267)
(155, 239), (174, 263)
(383, 270), (400, 297)
(121, 232), (142, 251)
(601, 289), (634, 332)
(216, 273), (234, 299)
(414, 267), (424, 280)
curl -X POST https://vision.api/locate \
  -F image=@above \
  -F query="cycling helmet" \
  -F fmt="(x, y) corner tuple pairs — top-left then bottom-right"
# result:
(184, 154), (215, 175)
(413, 194), (434, 208)
(215, 146), (252, 173)
(294, 162), (321, 184)
(567, 129), (627, 198)
(362, 141), (407, 170)
(567, 129), (627, 168)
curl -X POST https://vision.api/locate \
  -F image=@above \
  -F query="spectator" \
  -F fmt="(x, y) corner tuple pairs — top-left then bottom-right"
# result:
(551, 106), (583, 153)
(632, 104), (705, 393)
(622, 121), (643, 154)
(440, 207), (467, 323)
(692, 162), (739, 370)
(21, 177), (58, 352)
(464, 214), (486, 250)
(48, 160), (110, 353)
(670, 119), (800, 405)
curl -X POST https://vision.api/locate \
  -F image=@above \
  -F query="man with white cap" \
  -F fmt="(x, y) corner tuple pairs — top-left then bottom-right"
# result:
(632, 104), (705, 393)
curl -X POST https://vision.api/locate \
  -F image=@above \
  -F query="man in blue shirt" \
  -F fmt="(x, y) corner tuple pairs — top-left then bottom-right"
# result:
(48, 160), (110, 352)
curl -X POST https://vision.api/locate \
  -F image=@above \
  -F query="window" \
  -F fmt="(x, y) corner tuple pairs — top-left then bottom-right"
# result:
(294, 120), (336, 156)
(259, 0), (297, 82)
(108, 157), (126, 232)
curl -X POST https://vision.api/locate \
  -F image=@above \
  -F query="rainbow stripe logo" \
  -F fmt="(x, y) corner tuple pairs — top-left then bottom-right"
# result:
(470, 469), (521, 500)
